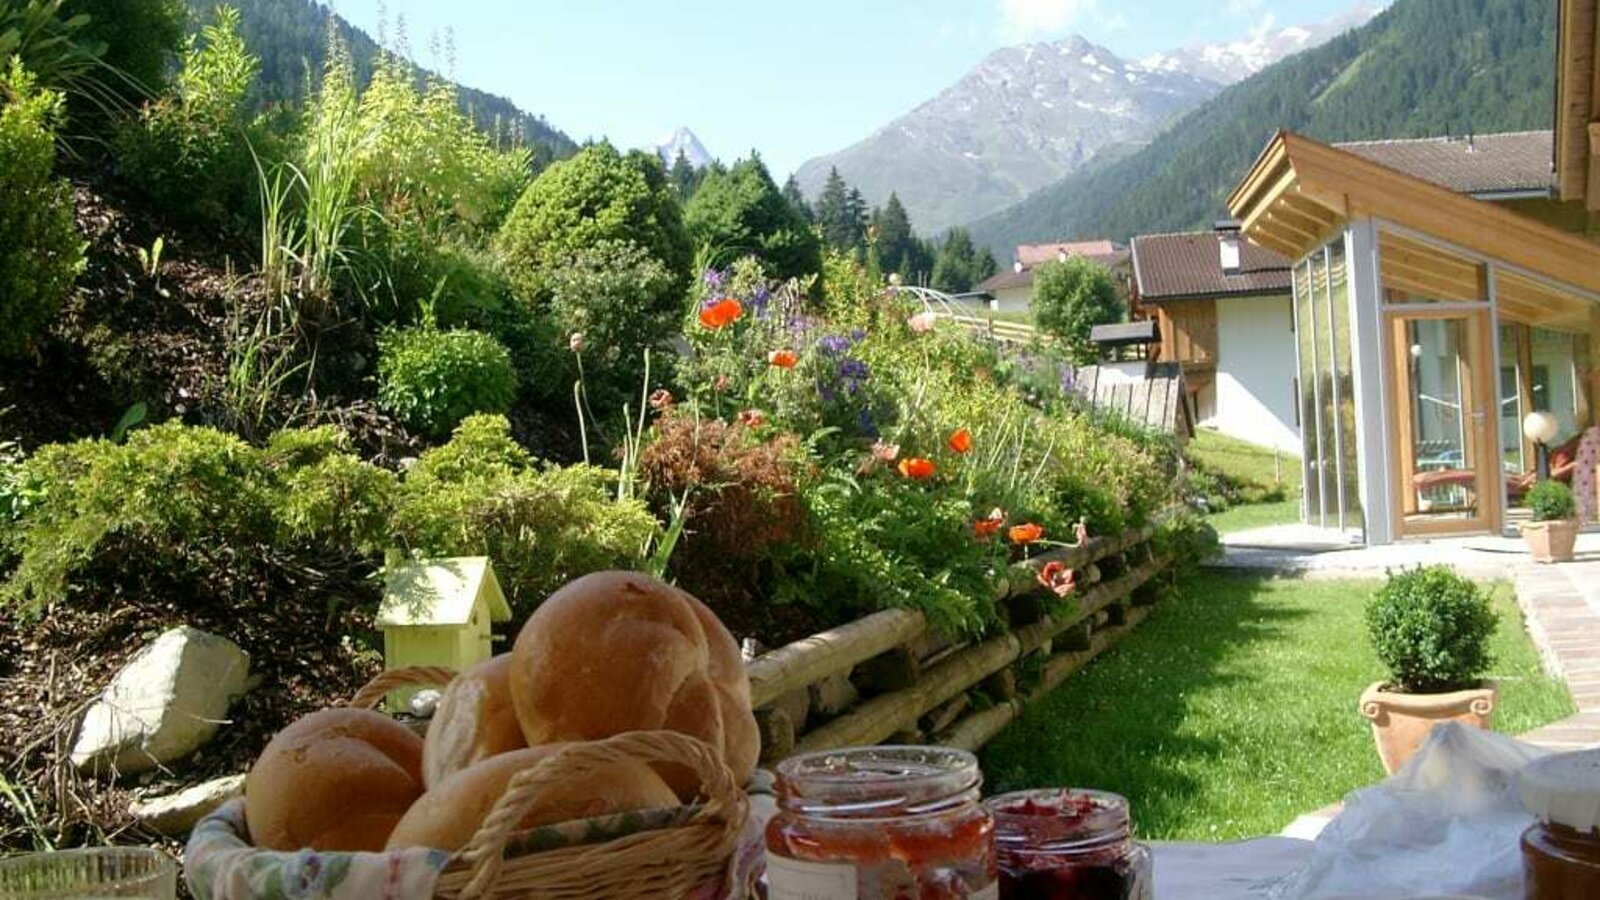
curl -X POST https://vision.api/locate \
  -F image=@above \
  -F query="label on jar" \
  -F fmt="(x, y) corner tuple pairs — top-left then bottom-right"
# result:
(765, 854), (857, 900)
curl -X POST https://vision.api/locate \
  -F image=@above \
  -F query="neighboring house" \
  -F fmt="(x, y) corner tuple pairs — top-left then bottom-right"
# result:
(975, 240), (1130, 315)
(1221, 0), (1600, 545)
(1130, 223), (1298, 454)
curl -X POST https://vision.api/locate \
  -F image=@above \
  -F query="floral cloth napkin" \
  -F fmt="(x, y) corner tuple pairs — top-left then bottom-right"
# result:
(183, 774), (777, 900)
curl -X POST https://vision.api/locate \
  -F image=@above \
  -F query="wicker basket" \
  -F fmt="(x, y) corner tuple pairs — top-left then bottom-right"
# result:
(349, 667), (751, 900)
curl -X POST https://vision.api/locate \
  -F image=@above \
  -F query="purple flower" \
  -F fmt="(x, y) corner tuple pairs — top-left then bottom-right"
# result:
(1059, 365), (1077, 395)
(702, 268), (724, 290)
(819, 334), (852, 357)
(838, 358), (870, 382)
(851, 328), (867, 342)
(817, 381), (836, 403)
(857, 407), (878, 437)
(751, 284), (772, 316)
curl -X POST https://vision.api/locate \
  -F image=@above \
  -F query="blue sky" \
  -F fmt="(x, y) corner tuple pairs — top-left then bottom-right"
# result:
(332, 0), (1369, 178)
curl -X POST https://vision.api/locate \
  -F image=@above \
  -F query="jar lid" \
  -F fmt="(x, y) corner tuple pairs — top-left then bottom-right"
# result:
(1518, 749), (1600, 833)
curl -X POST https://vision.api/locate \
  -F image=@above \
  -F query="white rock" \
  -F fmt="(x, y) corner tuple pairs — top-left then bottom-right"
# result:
(71, 626), (250, 775)
(129, 773), (245, 837)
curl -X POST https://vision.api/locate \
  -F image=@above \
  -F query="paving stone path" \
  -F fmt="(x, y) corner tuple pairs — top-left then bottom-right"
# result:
(1512, 562), (1600, 750)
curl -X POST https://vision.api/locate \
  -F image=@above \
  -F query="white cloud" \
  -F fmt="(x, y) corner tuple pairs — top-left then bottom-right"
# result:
(996, 0), (1100, 40)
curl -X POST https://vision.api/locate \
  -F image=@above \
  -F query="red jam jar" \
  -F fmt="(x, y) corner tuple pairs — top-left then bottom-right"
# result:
(765, 746), (998, 899)
(985, 789), (1152, 900)
(1518, 748), (1600, 899)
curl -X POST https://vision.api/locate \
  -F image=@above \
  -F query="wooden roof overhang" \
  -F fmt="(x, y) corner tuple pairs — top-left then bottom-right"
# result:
(1227, 131), (1600, 305)
(1557, 0), (1600, 209)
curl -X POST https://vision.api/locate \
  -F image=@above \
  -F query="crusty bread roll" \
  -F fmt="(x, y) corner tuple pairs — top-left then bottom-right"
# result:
(423, 654), (525, 788)
(246, 707), (424, 851)
(508, 571), (758, 794)
(385, 744), (678, 851)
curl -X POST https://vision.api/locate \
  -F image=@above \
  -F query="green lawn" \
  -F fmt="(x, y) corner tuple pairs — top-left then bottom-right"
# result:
(1206, 498), (1302, 535)
(981, 572), (1575, 841)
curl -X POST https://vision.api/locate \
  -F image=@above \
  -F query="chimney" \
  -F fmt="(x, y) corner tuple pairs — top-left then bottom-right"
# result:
(1216, 219), (1242, 275)
(1057, 248), (1068, 263)
(1013, 260), (1024, 273)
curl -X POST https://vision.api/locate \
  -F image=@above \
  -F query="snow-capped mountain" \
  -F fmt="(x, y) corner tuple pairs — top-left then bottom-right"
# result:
(793, 36), (1219, 233)
(1140, 4), (1385, 85)
(792, 3), (1382, 234)
(652, 126), (712, 169)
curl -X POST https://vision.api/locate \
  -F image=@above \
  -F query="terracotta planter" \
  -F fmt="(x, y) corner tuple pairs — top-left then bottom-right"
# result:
(1358, 680), (1498, 775)
(1522, 519), (1579, 563)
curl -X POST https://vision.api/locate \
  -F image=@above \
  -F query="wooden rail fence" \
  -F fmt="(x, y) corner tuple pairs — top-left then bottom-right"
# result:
(745, 522), (1170, 762)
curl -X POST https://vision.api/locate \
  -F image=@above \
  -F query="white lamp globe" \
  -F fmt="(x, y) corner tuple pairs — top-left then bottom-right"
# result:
(1523, 411), (1561, 445)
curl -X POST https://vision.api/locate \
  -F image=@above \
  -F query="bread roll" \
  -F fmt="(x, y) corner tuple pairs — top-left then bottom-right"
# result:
(508, 571), (759, 794)
(385, 744), (678, 851)
(423, 654), (524, 788)
(246, 707), (424, 851)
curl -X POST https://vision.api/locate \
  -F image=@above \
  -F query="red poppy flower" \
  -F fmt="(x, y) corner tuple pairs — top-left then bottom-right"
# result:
(648, 389), (674, 411)
(1009, 522), (1044, 545)
(947, 428), (972, 454)
(699, 298), (744, 329)
(738, 409), (766, 428)
(973, 508), (1005, 539)
(1038, 561), (1076, 597)
(898, 457), (937, 480)
(768, 349), (799, 368)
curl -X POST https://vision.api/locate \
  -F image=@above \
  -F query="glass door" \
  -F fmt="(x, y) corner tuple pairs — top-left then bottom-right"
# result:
(1386, 309), (1499, 537)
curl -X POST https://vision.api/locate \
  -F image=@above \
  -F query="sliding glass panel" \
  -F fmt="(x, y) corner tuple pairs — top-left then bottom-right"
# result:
(1295, 259), (1321, 523)
(1328, 239), (1362, 529)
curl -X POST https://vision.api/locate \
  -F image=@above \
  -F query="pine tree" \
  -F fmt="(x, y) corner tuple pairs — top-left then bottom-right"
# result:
(669, 149), (699, 199)
(816, 167), (866, 253)
(781, 174), (813, 223)
(930, 228), (981, 294)
(874, 193), (916, 280)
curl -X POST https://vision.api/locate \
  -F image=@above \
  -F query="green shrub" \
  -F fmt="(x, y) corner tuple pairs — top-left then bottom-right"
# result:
(0, 422), (399, 615)
(684, 156), (822, 283)
(377, 327), (518, 437)
(497, 142), (691, 303)
(547, 238), (681, 411)
(68, 0), (184, 102)
(0, 60), (84, 357)
(1366, 566), (1497, 694)
(1032, 257), (1122, 364)
(116, 5), (260, 228)
(1526, 479), (1576, 522)
(391, 415), (660, 614)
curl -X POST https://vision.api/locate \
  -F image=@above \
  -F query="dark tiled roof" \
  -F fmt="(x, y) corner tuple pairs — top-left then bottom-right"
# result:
(976, 268), (1035, 292)
(1335, 131), (1554, 197)
(1131, 231), (1292, 301)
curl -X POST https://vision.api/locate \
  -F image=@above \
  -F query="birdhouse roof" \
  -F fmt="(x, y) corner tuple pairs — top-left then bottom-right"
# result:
(377, 556), (512, 627)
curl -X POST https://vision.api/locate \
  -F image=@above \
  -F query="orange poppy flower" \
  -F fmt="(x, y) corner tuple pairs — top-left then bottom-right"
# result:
(898, 457), (937, 480)
(973, 508), (1005, 539)
(698, 298), (744, 329)
(1038, 561), (1076, 597)
(947, 428), (972, 454)
(1009, 522), (1044, 545)
(768, 349), (799, 368)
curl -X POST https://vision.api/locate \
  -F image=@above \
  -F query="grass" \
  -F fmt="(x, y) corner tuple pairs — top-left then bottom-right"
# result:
(981, 572), (1576, 841)
(1207, 498), (1302, 535)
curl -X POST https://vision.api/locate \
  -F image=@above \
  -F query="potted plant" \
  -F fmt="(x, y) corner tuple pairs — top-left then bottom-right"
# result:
(1359, 566), (1499, 774)
(1522, 480), (1579, 563)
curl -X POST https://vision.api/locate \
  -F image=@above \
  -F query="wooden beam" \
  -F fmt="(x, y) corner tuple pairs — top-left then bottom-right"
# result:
(1248, 222), (1307, 260)
(1265, 202), (1334, 242)
(1280, 192), (1339, 228)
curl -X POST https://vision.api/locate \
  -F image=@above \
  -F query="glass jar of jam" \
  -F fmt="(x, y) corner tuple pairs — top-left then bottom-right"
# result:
(1518, 748), (1600, 899)
(985, 789), (1152, 900)
(765, 746), (997, 899)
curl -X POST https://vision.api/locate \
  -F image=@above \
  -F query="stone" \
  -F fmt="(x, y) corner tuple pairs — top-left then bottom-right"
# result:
(809, 672), (860, 718)
(71, 626), (250, 775)
(129, 774), (245, 837)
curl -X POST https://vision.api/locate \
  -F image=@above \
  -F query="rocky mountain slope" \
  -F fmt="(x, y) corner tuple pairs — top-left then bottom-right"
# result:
(793, 5), (1378, 233)
(653, 126), (714, 169)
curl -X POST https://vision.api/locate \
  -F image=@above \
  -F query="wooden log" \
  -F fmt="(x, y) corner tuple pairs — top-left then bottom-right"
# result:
(982, 667), (1019, 701)
(747, 608), (926, 707)
(755, 707), (795, 763)
(1003, 591), (1048, 629)
(809, 672), (860, 718)
(921, 693), (970, 735)
(795, 632), (1022, 753)
(910, 628), (957, 663)
(938, 700), (1022, 752)
(1131, 580), (1162, 608)
(769, 687), (811, 733)
(1106, 602), (1128, 627)
(1054, 621), (1092, 652)
(853, 647), (921, 695)
(890, 726), (924, 744)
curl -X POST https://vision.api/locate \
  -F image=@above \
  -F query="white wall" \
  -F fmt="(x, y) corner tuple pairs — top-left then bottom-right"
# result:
(992, 285), (1031, 315)
(1204, 295), (1301, 454)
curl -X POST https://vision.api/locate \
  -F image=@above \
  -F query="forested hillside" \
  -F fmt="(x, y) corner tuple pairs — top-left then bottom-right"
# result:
(187, 0), (577, 166)
(969, 0), (1556, 253)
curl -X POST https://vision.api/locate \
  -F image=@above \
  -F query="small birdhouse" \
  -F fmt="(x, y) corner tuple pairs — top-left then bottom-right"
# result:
(377, 556), (512, 709)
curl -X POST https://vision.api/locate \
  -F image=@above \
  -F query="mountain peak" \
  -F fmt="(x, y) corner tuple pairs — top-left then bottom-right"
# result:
(652, 126), (712, 169)
(1138, 1), (1384, 84)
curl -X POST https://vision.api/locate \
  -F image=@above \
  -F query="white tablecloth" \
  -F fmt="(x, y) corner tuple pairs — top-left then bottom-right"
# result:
(1154, 837), (1314, 899)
